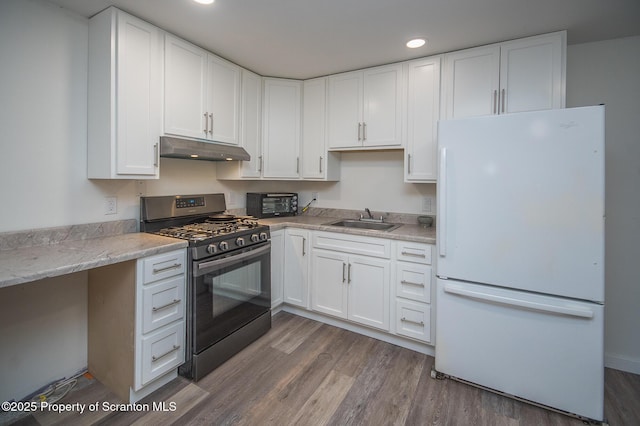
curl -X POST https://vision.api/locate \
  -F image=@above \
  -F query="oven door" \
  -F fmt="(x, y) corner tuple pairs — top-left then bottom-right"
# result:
(192, 242), (271, 354)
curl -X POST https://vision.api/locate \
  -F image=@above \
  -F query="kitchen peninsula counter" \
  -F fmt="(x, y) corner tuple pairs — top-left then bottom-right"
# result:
(0, 220), (186, 289)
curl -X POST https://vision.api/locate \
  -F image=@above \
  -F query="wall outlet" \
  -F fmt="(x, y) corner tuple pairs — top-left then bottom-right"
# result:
(104, 196), (117, 215)
(311, 192), (318, 201)
(422, 196), (434, 214)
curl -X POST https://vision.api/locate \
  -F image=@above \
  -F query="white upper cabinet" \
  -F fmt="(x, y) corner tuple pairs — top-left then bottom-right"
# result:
(88, 7), (162, 179)
(164, 34), (240, 144)
(442, 31), (566, 120)
(328, 63), (403, 149)
(239, 69), (263, 178)
(301, 78), (340, 180)
(405, 56), (441, 182)
(262, 78), (301, 179)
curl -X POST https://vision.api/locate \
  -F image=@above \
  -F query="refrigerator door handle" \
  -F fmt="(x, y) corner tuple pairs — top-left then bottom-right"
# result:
(438, 147), (447, 256)
(443, 282), (595, 319)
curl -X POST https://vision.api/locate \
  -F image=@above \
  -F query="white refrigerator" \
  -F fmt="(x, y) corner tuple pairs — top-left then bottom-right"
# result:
(435, 106), (605, 421)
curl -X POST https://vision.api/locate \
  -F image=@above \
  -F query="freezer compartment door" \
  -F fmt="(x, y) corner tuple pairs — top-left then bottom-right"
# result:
(435, 278), (604, 421)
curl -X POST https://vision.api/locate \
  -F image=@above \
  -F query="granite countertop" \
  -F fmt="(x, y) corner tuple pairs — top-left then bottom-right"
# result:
(259, 215), (436, 244)
(0, 221), (187, 289)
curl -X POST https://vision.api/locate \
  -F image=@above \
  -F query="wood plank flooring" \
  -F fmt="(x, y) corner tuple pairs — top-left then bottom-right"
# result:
(5, 311), (640, 426)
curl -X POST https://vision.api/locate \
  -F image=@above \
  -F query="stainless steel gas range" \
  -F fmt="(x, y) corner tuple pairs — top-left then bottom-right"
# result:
(140, 193), (271, 381)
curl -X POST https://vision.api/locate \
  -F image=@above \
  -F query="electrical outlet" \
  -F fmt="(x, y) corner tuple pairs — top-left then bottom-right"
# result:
(311, 192), (318, 201)
(422, 196), (434, 213)
(104, 196), (117, 215)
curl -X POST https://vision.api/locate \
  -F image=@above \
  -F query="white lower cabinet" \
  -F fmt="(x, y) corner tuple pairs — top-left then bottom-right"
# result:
(283, 229), (310, 308)
(392, 241), (434, 343)
(88, 249), (186, 403)
(310, 232), (391, 331)
(270, 229), (285, 308)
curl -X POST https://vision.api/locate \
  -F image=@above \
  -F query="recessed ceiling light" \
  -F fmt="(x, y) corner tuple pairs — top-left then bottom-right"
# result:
(193, 0), (214, 4)
(406, 38), (426, 49)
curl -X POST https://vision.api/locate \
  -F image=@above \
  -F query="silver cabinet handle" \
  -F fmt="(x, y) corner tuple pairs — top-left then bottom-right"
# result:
(154, 142), (159, 167)
(258, 155), (263, 172)
(407, 154), (412, 174)
(209, 113), (214, 134)
(401, 317), (424, 326)
(319, 156), (323, 173)
(204, 112), (208, 134)
(152, 344), (180, 362)
(493, 90), (498, 114)
(501, 89), (505, 114)
(152, 299), (181, 312)
(401, 251), (426, 258)
(302, 237), (306, 256)
(358, 123), (362, 141)
(362, 122), (367, 141)
(342, 262), (346, 283)
(153, 263), (182, 274)
(296, 157), (300, 174)
(347, 263), (352, 283)
(401, 280), (425, 287)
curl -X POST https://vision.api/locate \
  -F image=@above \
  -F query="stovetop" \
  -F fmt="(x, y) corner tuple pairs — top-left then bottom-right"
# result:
(154, 216), (262, 243)
(140, 194), (272, 260)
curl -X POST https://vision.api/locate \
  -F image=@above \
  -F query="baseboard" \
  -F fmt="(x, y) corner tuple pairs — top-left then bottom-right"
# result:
(605, 353), (640, 375)
(281, 305), (435, 357)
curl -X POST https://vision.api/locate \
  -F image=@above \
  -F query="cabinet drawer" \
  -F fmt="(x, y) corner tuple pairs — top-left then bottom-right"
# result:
(142, 275), (185, 334)
(396, 262), (431, 303)
(140, 321), (185, 387)
(142, 250), (186, 284)
(396, 242), (432, 264)
(395, 299), (431, 343)
(313, 231), (391, 259)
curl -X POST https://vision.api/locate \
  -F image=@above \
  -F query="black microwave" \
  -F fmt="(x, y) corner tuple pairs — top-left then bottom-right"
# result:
(246, 192), (298, 218)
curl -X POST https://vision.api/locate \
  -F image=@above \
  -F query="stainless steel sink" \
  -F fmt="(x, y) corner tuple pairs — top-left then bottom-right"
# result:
(323, 219), (401, 232)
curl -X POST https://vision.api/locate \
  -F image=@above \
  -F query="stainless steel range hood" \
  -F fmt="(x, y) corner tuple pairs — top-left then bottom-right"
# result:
(159, 136), (250, 161)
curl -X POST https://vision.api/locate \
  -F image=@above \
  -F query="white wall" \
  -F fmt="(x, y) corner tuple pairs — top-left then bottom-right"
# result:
(566, 36), (640, 374)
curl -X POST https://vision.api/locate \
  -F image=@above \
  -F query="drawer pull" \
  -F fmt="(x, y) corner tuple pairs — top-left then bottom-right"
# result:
(152, 344), (180, 362)
(152, 299), (181, 312)
(401, 251), (426, 258)
(401, 280), (425, 287)
(153, 263), (182, 274)
(401, 317), (424, 326)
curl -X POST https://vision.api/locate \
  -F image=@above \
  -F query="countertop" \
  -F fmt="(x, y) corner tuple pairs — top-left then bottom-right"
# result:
(259, 215), (436, 244)
(0, 227), (186, 289)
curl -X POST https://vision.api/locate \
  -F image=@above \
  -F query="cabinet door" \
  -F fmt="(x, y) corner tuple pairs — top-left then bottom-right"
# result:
(311, 250), (348, 319)
(328, 71), (362, 148)
(405, 57), (441, 182)
(442, 45), (500, 120)
(283, 229), (309, 307)
(207, 55), (241, 144)
(362, 64), (403, 147)
(164, 35), (207, 139)
(500, 32), (565, 114)
(270, 230), (284, 308)
(262, 79), (301, 178)
(348, 255), (390, 331)
(115, 12), (162, 176)
(302, 78), (327, 179)
(240, 69), (262, 178)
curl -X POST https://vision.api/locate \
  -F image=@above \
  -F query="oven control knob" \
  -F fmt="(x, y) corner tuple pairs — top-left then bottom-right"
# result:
(206, 244), (217, 255)
(236, 237), (245, 247)
(250, 234), (260, 243)
(259, 232), (268, 241)
(218, 241), (229, 251)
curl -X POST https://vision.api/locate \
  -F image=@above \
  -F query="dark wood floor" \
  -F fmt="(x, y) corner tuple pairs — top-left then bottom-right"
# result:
(6, 311), (640, 426)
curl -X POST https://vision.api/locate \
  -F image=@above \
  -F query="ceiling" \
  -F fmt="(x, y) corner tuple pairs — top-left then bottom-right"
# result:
(47, 0), (640, 80)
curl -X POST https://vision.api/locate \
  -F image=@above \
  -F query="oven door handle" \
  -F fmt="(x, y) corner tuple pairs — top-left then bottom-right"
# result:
(195, 242), (271, 276)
